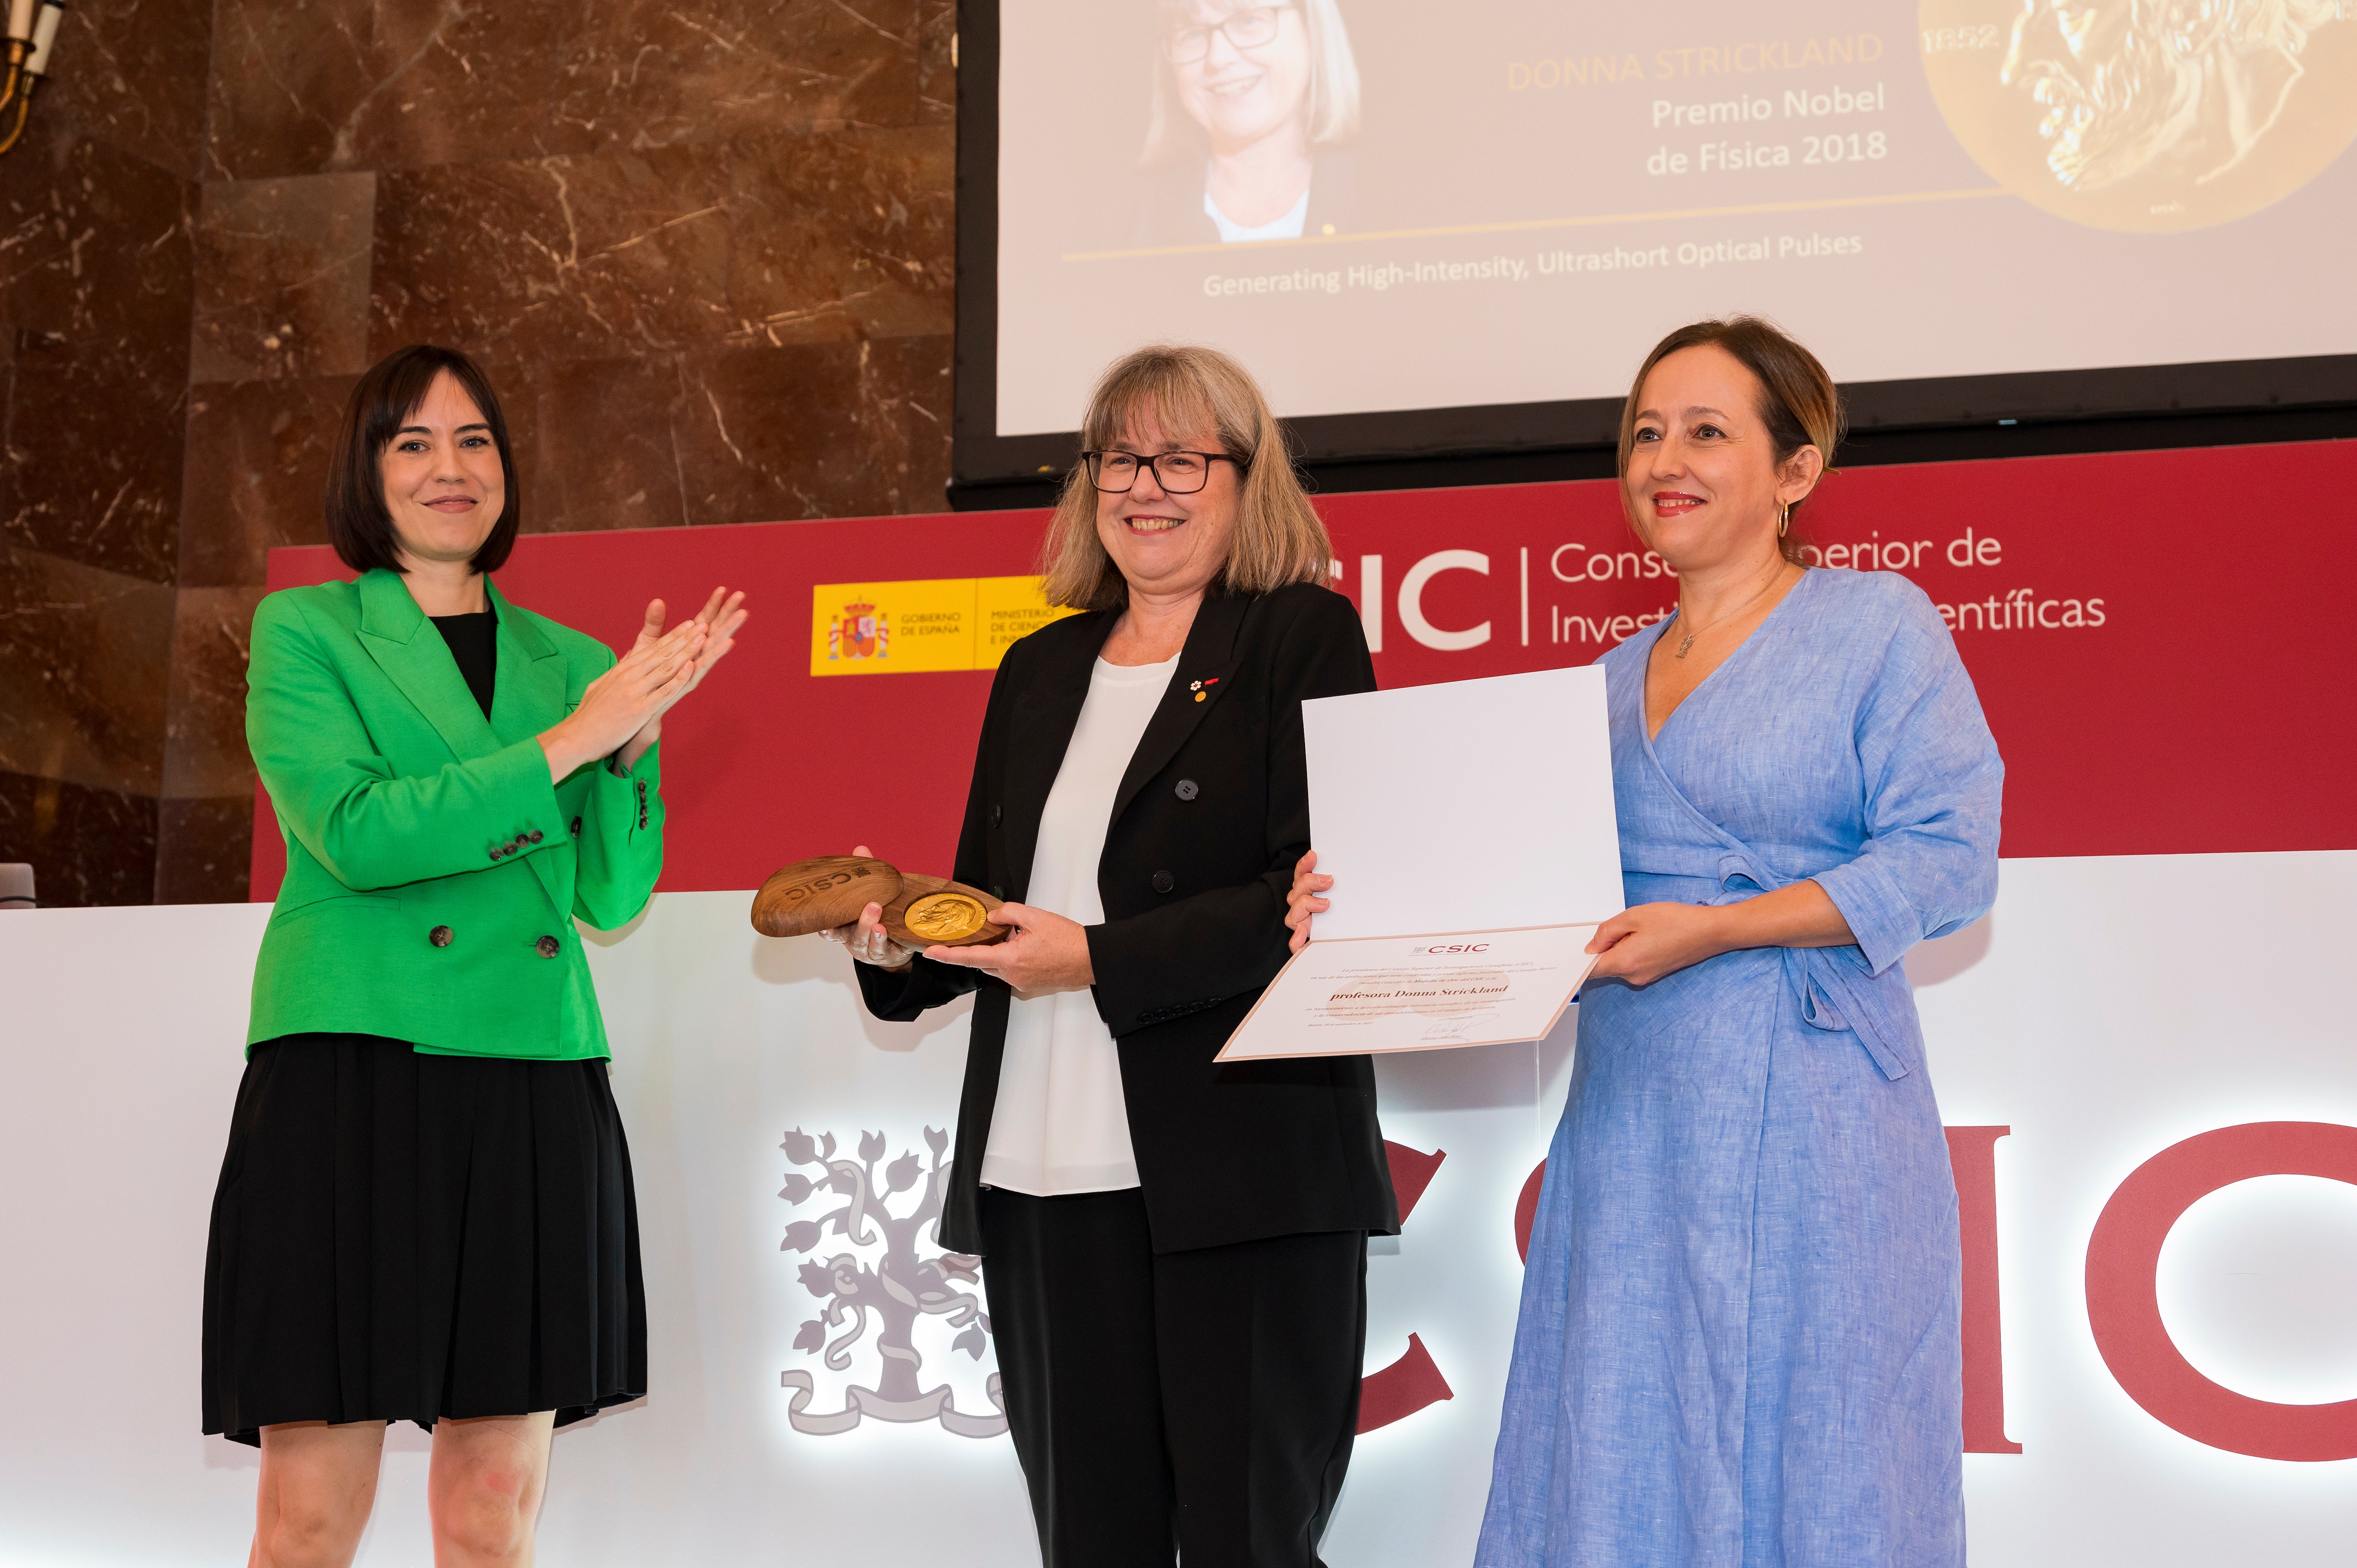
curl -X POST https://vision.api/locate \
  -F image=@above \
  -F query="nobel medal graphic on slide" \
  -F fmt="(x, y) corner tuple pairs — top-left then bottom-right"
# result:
(1921, 0), (2357, 230)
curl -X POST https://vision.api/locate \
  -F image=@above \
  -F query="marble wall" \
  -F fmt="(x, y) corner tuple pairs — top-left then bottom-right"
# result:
(0, 0), (956, 904)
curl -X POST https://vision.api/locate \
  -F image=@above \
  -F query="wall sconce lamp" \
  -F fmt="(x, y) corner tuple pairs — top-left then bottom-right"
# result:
(0, 0), (65, 155)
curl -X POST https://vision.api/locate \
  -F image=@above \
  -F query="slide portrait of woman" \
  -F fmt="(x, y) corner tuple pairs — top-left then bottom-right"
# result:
(1133, 0), (1364, 245)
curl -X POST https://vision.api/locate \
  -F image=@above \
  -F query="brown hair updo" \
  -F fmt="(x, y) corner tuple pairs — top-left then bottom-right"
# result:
(1617, 316), (1843, 566)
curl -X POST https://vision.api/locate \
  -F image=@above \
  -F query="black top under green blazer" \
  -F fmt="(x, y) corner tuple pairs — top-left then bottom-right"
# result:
(857, 583), (1401, 1256)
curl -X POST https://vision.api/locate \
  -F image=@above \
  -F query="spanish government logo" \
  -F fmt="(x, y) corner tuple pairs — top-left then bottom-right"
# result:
(825, 600), (889, 663)
(809, 577), (1076, 678)
(778, 1125), (1006, 1437)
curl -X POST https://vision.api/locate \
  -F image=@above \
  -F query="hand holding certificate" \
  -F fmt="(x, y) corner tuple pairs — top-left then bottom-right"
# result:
(1219, 666), (1624, 1062)
(1236, 923), (1611, 1056)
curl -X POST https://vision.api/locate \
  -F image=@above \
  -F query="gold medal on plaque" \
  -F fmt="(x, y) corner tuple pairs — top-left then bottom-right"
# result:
(903, 892), (991, 943)
(1919, 0), (2357, 231)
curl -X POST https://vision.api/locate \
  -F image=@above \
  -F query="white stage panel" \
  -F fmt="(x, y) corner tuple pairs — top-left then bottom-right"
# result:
(3, 854), (2353, 1564)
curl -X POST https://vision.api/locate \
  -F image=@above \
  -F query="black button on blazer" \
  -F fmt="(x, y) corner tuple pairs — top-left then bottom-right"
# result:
(856, 583), (1402, 1256)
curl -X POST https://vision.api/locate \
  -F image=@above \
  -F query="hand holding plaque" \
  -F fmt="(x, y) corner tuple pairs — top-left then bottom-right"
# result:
(750, 855), (1010, 948)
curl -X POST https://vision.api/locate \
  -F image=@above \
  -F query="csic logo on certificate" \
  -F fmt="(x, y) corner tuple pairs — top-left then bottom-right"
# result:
(777, 1125), (1009, 1437)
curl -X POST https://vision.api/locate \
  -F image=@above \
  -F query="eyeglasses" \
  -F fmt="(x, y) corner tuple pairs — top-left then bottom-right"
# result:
(1161, 4), (1294, 65)
(1083, 450), (1238, 494)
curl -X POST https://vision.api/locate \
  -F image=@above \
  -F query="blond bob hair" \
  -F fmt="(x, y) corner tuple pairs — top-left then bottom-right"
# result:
(1140, 0), (1362, 168)
(1617, 315), (1843, 567)
(1037, 345), (1335, 612)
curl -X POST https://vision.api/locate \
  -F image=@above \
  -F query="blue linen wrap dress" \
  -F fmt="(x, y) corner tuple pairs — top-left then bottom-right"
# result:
(1477, 567), (2003, 1568)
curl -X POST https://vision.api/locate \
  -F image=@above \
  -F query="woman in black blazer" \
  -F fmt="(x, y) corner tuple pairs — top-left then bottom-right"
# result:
(829, 344), (1396, 1567)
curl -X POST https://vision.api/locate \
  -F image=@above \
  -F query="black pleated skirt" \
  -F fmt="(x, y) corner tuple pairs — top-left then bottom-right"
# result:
(201, 1033), (647, 1445)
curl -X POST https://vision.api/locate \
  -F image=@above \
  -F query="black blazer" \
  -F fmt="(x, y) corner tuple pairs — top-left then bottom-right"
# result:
(858, 583), (1401, 1256)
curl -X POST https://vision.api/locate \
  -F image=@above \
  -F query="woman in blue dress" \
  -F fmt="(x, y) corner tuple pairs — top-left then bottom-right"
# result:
(1292, 317), (2001, 1566)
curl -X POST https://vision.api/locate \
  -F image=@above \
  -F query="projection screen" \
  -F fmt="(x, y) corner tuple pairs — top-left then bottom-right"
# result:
(963, 0), (2357, 480)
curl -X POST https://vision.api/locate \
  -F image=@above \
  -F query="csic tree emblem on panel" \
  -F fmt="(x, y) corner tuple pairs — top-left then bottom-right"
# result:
(778, 1125), (1006, 1436)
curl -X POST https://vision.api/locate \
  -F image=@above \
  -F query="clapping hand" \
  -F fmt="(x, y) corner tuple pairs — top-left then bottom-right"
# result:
(629, 588), (749, 693)
(539, 618), (704, 781)
(616, 587), (749, 765)
(536, 586), (749, 781)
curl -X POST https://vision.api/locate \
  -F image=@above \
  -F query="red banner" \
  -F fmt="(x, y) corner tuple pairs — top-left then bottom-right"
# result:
(255, 438), (2357, 899)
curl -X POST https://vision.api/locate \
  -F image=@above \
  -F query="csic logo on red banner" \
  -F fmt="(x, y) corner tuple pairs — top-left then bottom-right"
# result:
(254, 440), (2357, 899)
(1323, 523), (2107, 662)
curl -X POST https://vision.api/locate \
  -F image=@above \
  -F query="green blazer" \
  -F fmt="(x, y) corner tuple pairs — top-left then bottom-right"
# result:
(245, 568), (664, 1059)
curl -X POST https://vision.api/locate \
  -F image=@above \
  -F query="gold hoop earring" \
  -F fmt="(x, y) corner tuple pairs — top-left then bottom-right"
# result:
(1778, 503), (1791, 537)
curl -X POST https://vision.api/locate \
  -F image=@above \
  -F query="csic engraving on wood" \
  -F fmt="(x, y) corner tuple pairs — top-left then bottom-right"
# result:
(750, 856), (903, 937)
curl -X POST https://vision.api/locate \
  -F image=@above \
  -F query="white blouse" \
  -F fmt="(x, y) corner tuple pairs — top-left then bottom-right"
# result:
(1204, 185), (1310, 243)
(977, 652), (1180, 1196)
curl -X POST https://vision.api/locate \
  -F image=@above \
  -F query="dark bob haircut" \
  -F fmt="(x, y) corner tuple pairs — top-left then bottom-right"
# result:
(325, 344), (521, 576)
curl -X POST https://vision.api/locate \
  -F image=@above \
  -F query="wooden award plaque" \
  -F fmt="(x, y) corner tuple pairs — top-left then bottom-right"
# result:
(750, 856), (1008, 947)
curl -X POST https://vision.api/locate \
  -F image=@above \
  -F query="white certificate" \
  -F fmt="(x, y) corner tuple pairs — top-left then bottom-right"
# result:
(1217, 925), (1604, 1060)
(1217, 666), (1623, 1062)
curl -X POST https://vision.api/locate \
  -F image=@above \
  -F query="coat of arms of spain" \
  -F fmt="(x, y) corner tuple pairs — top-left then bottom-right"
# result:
(826, 601), (888, 662)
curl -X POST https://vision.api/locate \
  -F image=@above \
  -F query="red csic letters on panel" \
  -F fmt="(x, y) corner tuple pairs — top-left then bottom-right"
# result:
(1946, 1127), (2022, 1454)
(1359, 1142), (1456, 1434)
(2084, 1121), (2357, 1462)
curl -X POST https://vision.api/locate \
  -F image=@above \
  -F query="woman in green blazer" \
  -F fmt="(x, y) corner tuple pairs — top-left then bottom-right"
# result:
(202, 344), (747, 1568)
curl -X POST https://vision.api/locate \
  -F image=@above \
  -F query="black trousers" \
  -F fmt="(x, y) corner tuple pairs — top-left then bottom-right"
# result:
(980, 1188), (1368, 1568)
